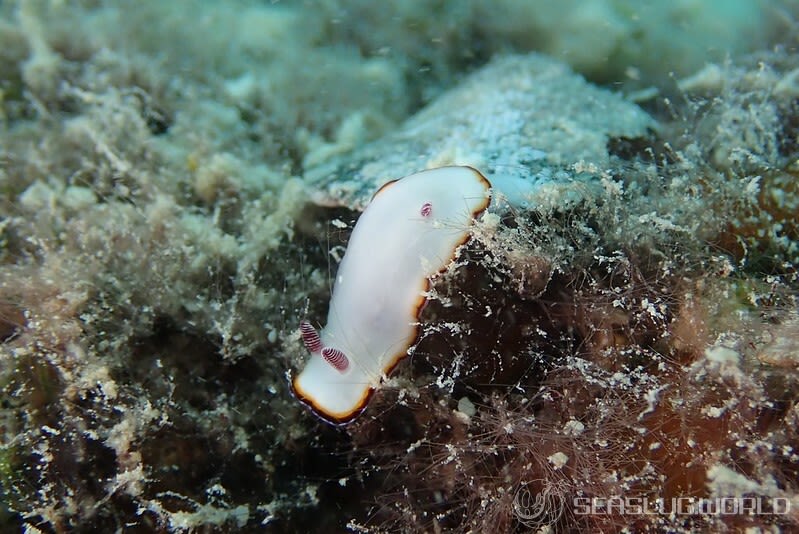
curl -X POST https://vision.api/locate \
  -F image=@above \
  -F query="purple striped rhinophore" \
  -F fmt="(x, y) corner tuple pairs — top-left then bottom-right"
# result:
(321, 347), (350, 372)
(299, 320), (323, 353)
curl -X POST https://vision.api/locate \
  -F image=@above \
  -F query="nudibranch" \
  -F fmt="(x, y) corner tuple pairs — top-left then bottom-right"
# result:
(291, 166), (532, 424)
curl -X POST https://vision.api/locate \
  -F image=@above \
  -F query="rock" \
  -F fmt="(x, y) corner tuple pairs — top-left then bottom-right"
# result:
(304, 53), (656, 211)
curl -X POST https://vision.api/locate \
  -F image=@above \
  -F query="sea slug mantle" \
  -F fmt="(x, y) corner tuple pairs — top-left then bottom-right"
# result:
(291, 166), (507, 424)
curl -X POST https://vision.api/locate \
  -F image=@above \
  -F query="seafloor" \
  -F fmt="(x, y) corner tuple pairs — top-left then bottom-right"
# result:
(1, 1), (799, 532)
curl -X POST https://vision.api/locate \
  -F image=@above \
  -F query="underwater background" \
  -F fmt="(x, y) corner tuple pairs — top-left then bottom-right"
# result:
(1, 0), (799, 532)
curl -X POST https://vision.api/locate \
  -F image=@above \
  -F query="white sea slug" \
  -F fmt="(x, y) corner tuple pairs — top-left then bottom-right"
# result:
(291, 166), (533, 424)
